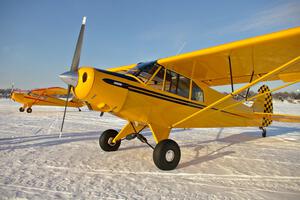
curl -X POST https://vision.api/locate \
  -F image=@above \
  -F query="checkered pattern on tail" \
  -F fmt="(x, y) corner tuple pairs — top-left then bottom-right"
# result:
(258, 85), (273, 127)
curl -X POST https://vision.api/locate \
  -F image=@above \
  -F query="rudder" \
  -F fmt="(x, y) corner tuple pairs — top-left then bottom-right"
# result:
(252, 85), (273, 127)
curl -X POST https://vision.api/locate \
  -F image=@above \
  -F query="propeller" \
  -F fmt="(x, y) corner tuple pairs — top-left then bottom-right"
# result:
(59, 16), (86, 136)
(9, 82), (15, 100)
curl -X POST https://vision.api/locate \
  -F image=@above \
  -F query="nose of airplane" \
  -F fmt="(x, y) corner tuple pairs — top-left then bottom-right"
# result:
(59, 71), (78, 87)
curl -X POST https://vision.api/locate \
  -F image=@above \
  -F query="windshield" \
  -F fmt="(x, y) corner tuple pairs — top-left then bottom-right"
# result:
(127, 61), (159, 82)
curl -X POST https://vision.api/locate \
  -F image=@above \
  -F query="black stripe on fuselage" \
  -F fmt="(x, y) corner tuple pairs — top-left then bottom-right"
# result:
(102, 78), (206, 109)
(102, 77), (250, 119)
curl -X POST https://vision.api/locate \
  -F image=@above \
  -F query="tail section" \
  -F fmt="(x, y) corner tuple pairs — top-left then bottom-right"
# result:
(252, 85), (273, 127)
(70, 97), (85, 107)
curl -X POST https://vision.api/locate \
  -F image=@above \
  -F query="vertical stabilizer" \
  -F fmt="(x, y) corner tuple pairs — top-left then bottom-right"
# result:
(252, 85), (273, 127)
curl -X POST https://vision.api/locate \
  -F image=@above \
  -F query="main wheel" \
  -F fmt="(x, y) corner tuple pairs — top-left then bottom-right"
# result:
(99, 129), (121, 151)
(26, 107), (32, 113)
(153, 139), (181, 170)
(19, 107), (25, 112)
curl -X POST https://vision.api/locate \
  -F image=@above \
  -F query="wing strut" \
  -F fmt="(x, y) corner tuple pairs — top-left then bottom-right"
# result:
(245, 70), (255, 100)
(171, 55), (300, 128)
(228, 56), (234, 93)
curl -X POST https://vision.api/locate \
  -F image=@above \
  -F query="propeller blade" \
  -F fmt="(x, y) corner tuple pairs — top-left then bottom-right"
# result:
(70, 16), (86, 72)
(59, 16), (86, 136)
(9, 83), (14, 99)
(60, 85), (71, 136)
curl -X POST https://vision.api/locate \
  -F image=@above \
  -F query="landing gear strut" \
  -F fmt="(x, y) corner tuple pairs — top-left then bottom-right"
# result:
(99, 129), (181, 170)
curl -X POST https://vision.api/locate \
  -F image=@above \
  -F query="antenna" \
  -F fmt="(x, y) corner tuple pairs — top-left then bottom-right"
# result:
(176, 42), (187, 55)
(82, 16), (87, 25)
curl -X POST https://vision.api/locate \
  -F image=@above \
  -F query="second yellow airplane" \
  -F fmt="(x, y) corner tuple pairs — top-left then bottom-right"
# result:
(11, 87), (84, 113)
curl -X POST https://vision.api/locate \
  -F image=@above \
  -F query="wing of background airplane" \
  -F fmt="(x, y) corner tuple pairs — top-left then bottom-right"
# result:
(30, 87), (68, 96)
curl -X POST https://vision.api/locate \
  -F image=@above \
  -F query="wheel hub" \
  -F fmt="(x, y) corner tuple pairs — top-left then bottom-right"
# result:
(165, 150), (175, 162)
(108, 137), (116, 146)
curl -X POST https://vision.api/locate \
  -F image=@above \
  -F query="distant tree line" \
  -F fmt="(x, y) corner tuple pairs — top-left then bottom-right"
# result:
(0, 88), (299, 99)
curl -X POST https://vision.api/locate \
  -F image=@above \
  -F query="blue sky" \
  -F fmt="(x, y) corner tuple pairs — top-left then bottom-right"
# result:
(0, 0), (299, 92)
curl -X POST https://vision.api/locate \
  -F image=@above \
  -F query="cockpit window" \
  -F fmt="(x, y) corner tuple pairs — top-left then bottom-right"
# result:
(127, 61), (159, 82)
(148, 67), (164, 90)
(128, 62), (204, 102)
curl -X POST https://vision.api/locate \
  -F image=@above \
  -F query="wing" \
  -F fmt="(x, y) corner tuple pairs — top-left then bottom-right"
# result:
(30, 87), (68, 96)
(158, 26), (300, 86)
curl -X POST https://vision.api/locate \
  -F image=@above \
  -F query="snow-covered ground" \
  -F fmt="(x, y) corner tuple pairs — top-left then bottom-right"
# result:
(0, 99), (300, 200)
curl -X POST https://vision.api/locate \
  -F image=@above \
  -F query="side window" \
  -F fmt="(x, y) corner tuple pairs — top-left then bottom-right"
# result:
(177, 75), (190, 99)
(170, 71), (179, 94)
(192, 81), (204, 102)
(164, 70), (178, 94)
(164, 69), (190, 99)
(164, 70), (172, 92)
(148, 67), (165, 90)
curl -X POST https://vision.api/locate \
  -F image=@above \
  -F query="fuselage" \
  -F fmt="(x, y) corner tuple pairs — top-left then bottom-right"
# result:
(73, 62), (262, 128)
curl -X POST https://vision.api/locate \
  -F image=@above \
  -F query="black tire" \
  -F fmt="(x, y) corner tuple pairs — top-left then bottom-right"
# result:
(99, 129), (121, 151)
(19, 107), (25, 112)
(262, 129), (267, 137)
(26, 107), (32, 113)
(153, 139), (181, 170)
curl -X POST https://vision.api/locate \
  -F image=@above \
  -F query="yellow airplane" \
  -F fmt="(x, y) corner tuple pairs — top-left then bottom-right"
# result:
(59, 17), (300, 170)
(11, 87), (84, 113)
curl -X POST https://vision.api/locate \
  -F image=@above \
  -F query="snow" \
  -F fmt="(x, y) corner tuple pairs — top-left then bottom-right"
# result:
(0, 99), (300, 199)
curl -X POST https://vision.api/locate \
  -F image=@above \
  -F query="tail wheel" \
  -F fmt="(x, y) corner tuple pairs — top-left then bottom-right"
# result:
(26, 108), (32, 113)
(19, 107), (25, 112)
(99, 129), (121, 151)
(153, 139), (181, 170)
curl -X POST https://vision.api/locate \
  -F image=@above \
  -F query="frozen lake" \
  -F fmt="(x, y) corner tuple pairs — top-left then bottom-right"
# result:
(0, 99), (300, 199)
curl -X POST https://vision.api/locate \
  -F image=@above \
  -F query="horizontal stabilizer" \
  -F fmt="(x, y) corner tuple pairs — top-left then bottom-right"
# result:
(254, 112), (300, 123)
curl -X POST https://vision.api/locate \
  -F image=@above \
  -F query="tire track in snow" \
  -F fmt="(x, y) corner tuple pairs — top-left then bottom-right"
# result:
(42, 165), (300, 181)
(0, 183), (72, 196)
(47, 112), (59, 134)
(3, 164), (299, 197)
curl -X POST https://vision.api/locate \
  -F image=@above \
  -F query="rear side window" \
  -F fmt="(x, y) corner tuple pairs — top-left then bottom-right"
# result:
(192, 81), (204, 102)
(177, 75), (190, 99)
